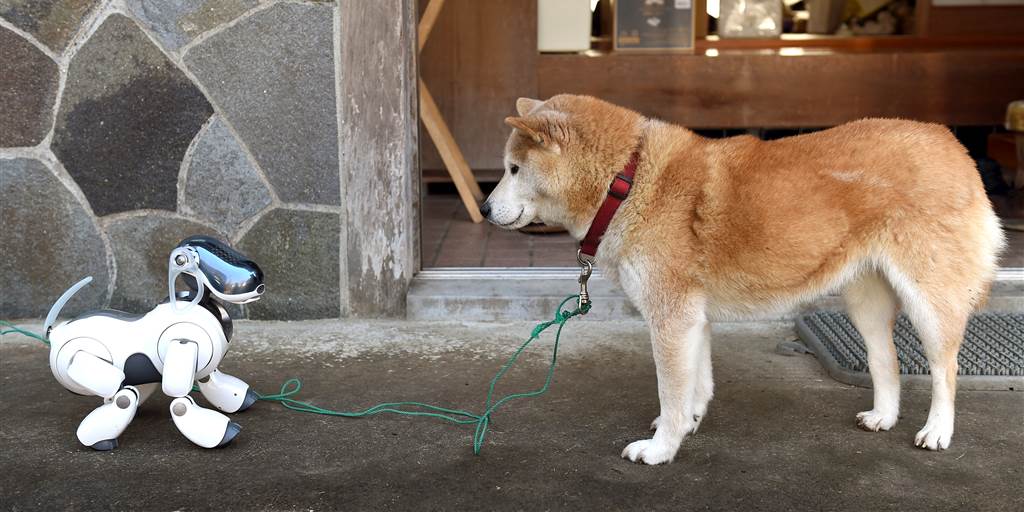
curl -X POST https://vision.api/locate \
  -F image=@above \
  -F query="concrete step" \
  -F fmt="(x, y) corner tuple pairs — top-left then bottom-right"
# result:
(407, 268), (1024, 321)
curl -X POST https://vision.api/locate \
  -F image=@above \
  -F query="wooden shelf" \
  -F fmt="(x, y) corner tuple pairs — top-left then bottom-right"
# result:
(695, 34), (1024, 52)
(537, 48), (1024, 128)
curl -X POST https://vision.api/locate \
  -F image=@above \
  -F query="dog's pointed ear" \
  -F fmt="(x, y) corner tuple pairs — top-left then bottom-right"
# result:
(504, 115), (563, 153)
(515, 97), (543, 116)
(504, 116), (543, 144)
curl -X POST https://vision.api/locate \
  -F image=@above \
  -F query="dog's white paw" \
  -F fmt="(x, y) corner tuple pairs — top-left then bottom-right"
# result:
(914, 418), (953, 451)
(621, 438), (677, 465)
(856, 409), (898, 432)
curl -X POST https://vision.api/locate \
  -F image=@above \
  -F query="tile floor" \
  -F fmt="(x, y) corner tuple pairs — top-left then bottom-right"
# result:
(1004, 228), (1024, 267)
(422, 195), (577, 267)
(422, 194), (1024, 268)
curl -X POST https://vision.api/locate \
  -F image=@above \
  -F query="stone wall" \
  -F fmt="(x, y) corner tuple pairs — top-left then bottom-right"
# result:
(0, 0), (371, 320)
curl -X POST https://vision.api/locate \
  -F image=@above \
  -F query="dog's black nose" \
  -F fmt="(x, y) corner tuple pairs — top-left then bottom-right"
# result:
(479, 201), (492, 218)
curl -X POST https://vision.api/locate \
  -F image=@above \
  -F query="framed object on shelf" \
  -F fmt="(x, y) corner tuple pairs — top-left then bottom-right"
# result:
(613, 0), (696, 52)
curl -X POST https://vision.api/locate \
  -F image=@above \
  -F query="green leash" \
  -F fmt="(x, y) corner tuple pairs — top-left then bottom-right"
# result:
(0, 321), (49, 346)
(1, 295), (590, 455)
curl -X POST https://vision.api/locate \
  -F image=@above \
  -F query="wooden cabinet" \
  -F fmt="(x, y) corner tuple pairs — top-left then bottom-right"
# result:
(419, 1), (1024, 174)
(418, 0), (538, 173)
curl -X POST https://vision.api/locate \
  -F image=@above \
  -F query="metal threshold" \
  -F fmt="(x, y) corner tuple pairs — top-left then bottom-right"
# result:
(408, 267), (1024, 321)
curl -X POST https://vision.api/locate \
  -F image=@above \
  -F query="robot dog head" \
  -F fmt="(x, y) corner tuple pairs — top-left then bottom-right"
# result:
(169, 236), (265, 308)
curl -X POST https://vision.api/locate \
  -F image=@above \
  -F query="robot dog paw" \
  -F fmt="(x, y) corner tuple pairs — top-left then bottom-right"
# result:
(89, 439), (118, 451)
(170, 396), (242, 448)
(216, 421), (242, 448)
(238, 389), (259, 413)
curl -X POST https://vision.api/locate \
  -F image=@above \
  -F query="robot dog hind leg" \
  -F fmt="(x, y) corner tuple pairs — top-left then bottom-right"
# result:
(63, 350), (140, 450)
(78, 387), (141, 450)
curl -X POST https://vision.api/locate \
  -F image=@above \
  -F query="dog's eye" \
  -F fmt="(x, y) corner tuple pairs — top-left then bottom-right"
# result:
(510, 164), (520, 175)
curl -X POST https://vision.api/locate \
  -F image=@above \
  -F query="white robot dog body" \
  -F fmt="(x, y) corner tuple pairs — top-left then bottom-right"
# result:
(45, 236), (265, 450)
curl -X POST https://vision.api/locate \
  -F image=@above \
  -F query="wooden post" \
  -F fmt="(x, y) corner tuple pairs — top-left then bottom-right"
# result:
(418, 0), (485, 222)
(337, 0), (419, 316)
(418, 0), (445, 51)
(419, 78), (485, 221)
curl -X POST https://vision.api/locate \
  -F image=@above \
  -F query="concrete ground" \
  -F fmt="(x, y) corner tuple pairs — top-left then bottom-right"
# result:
(1, 319), (1021, 511)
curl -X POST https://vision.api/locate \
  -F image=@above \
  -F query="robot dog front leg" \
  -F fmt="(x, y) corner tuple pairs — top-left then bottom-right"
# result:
(162, 339), (241, 448)
(65, 352), (139, 450)
(198, 370), (259, 413)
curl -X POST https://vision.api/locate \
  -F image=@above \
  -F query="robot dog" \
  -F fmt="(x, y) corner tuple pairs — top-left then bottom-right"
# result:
(44, 236), (265, 450)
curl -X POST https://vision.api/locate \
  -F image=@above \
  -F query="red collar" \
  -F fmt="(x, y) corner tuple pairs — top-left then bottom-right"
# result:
(579, 150), (640, 259)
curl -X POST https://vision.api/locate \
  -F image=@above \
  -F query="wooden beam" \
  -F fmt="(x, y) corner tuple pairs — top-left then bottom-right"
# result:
(419, 78), (485, 222)
(914, 0), (931, 38)
(418, 0), (445, 52)
(694, 0), (708, 40)
(417, 0), (484, 221)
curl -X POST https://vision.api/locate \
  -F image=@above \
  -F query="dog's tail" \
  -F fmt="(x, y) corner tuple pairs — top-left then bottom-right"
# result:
(43, 276), (93, 338)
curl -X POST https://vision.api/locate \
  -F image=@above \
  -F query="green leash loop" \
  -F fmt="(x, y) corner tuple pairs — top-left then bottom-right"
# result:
(255, 295), (591, 454)
(0, 295), (591, 455)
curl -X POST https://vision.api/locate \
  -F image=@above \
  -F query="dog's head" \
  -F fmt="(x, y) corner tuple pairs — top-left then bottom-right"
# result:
(482, 95), (643, 238)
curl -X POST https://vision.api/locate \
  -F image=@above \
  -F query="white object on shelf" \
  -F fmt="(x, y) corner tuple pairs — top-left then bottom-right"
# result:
(718, 0), (783, 38)
(538, 0), (593, 53)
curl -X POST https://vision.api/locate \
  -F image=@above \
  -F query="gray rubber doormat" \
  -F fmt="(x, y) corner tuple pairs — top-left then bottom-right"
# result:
(796, 311), (1024, 391)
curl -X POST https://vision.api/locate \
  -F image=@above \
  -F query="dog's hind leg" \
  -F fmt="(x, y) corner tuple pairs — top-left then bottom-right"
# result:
(844, 270), (901, 432)
(623, 296), (707, 465)
(883, 261), (975, 451)
(903, 289), (969, 451)
(909, 303), (967, 451)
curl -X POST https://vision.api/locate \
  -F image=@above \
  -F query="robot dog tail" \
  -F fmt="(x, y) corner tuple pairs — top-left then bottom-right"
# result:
(43, 276), (93, 337)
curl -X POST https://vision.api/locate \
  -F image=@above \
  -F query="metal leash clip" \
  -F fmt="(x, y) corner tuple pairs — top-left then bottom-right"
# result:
(576, 249), (594, 312)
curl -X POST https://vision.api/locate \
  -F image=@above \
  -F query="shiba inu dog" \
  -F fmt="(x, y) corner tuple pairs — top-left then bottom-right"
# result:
(481, 95), (1006, 464)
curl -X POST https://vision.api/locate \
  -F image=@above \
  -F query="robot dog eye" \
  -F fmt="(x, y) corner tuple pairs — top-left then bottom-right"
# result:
(176, 236), (264, 303)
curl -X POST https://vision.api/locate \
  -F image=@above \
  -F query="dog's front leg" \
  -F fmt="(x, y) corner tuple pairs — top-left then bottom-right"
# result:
(622, 297), (707, 465)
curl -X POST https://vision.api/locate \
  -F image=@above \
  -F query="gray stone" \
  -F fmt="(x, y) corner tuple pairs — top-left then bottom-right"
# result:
(52, 14), (212, 217)
(184, 2), (339, 205)
(0, 0), (101, 53)
(181, 116), (273, 236)
(106, 214), (223, 312)
(238, 208), (339, 320)
(0, 26), (59, 147)
(123, 0), (257, 51)
(0, 157), (110, 318)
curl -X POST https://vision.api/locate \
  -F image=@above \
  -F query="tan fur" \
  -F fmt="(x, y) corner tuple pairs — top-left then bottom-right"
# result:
(491, 95), (1006, 463)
